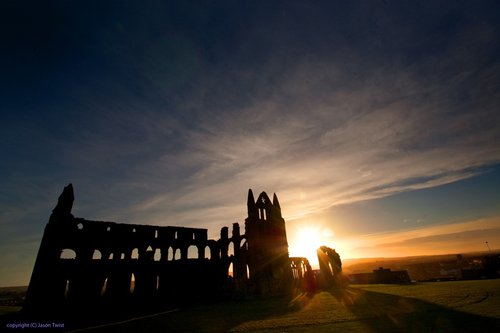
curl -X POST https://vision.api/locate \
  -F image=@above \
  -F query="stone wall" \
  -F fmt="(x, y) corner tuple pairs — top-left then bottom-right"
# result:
(24, 185), (293, 313)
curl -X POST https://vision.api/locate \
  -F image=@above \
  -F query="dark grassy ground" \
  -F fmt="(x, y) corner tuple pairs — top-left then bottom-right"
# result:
(2, 280), (499, 332)
(0, 286), (25, 316)
(352, 280), (500, 320)
(229, 281), (500, 333)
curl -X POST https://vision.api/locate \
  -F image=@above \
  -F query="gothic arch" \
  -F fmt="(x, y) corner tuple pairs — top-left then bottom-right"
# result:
(167, 247), (174, 261)
(131, 248), (139, 260)
(228, 241), (235, 257)
(187, 245), (198, 259)
(204, 246), (211, 259)
(60, 249), (76, 259)
(92, 249), (102, 260)
(130, 273), (136, 294)
(154, 248), (161, 261)
(174, 248), (181, 260)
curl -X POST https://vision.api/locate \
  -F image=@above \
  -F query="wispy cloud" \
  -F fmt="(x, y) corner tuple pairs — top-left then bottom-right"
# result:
(2, 1), (500, 286)
(102, 56), (500, 231)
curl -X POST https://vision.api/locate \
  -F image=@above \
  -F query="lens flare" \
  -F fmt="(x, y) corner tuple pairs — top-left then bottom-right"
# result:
(289, 225), (334, 268)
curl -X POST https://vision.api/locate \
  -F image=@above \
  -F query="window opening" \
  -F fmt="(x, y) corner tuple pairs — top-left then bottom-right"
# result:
(92, 249), (102, 260)
(187, 245), (198, 259)
(174, 248), (181, 260)
(130, 273), (135, 294)
(64, 280), (70, 299)
(60, 249), (76, 259)
(154, 248), (161, 261)
(101, 278), (108, 296)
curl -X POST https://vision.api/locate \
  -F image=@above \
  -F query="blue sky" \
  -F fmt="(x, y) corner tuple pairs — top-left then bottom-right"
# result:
(1, 1), (500, 286)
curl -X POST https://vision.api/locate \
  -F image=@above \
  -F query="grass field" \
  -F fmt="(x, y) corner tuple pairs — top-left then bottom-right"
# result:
(0, 286), (25, 316)
(2, 280), (500, 332)
(352, 280), (500, 320)
(228, 280), (500, 333)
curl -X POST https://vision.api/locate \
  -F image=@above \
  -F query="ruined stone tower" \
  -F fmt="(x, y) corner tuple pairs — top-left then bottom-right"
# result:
(24, 184), (76, 312)
(245, 190), (293, 295)
(24, 186), (294, 314)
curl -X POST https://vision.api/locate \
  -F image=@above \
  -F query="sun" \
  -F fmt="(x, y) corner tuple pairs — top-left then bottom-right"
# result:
(289, 225), (333, 268)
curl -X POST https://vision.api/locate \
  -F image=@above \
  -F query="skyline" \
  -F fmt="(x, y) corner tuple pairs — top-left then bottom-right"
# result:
(1, 1), (500, 287)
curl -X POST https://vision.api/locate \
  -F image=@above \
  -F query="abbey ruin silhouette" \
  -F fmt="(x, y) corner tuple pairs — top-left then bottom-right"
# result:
(24, 184), (342, 313)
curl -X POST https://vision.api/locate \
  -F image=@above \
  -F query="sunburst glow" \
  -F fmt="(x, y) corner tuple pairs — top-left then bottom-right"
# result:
(289, 225), (334, 268)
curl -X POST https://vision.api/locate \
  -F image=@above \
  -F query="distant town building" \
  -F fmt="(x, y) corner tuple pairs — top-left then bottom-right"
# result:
(349, 267), (411, 284)
(461, 254), (500, 280)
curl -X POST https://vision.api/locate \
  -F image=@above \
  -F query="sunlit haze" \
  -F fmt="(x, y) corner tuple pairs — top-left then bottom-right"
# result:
(289, 225), (336, 268)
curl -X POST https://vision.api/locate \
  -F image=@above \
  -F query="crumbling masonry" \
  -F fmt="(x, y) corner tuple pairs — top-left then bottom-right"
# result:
(24, 185), (300, 312)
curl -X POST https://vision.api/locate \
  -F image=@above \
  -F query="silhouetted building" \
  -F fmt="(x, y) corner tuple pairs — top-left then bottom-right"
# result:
(349, 267), (411, 284)
(316, 246), (342, 288)
(461, 254), (500, 280)
(290, 257), (315, 293)
(24, 185), (294, 314)
(348, 272), (373, 284)
(245, 190), (292, 295)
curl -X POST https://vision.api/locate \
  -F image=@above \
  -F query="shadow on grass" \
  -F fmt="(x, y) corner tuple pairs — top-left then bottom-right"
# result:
(68, 297), (299, 333)
(330, 287), (500, 332)
(0, 296), (300, 333)
(4, 288), (500, 332)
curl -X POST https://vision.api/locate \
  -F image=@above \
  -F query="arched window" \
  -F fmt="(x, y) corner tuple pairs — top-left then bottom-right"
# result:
(228, 262), (234, 278)
(64, 280), (70, 299)
(228, 242), (235, 257)
(146, 246), (154, 260)
(187, 245), (198, 259)
(204, 246), (211, 260)
(60, 249), (76, 259)
(167, 247), (174, 261)
(292, 264), (300, 279)
(131, 248), (139, 259)
(174, 248), (181, 260)
(154, 248), (161, 261)
(130, 273), (135, 294)
(328, 262), (335, 276)
(101, 278), (108, 296)
(92, 249), (102, 260)
(301, 262), (308, 278)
